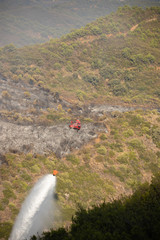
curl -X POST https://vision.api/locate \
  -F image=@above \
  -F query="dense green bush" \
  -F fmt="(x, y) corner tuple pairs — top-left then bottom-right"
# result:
(89, 25), (102, 35)
(0, 222), (12, 240)
(100, 66), (116, 80)
(76, 90), (87, 101)
(83, 74), (100, 86)
(124, 71), (134, 82)
(112, 85), (127, 96)
(123, 129), (134, 138)
(97, 146), (107, 155)
(127, 138), (145, 151)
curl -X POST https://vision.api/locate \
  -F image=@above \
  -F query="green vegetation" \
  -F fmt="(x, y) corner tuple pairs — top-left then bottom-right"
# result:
(0, 110), (159, 239)
(0, 222), (12, 240)
(0, 6), (160, 239)
(0, 7), (160, 105)
(30, 173), (160, 240)
(1, 0), (160, 47)
(97, 146), (107, 155)
(66, 154), (80, 165)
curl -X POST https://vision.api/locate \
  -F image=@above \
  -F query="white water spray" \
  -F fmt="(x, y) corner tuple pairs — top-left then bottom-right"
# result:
(10, 174), (56, 240)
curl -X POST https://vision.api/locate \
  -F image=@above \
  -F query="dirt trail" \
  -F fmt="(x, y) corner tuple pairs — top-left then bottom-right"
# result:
(130, 24), (139, 32)
(76, 17), (158, 44)
(130, 17), (157, 32)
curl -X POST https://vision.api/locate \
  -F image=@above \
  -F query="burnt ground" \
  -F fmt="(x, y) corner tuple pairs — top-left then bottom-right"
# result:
(0, 120), (107, 158)
(0, 77), (108, 160)
(0, 75), (64, 112)
(0, 76), (145, 161)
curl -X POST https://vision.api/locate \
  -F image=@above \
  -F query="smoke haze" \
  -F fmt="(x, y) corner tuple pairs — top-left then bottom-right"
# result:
(1, 0), (160, 47)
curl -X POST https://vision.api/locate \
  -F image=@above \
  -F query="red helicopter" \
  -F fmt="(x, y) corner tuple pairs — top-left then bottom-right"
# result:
(69, 119), (81, 131)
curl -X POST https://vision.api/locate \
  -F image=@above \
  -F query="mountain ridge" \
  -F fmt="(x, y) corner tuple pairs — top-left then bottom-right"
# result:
(1, 0), (160, 47)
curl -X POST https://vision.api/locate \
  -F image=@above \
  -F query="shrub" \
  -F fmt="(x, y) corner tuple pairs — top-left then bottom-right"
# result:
(13, 179), (29, 192)
(123, 129), (134, 138)
(9, 202), (19, 218)
(100, 134), (107, 140)
(100, 66), (115, 80)
(112, 85), (127, 96)
(124, 72), (134, 81)
(21, 172), (32, 182)
(66, 61), (73, 72)
(122, 47), (131, 59)
(53, 62), (61, 70)
(145, 53), (155, 63)
(66, 154), (80, 165)
(59, 43), (73, 57)
(3, 183), (16, 199)
(3, 188), (16, 199)
(31, 165), (41, 173)
(109, 143), (123, 152)
(76, 90), (87, 101)
(89, 25), (102, 35)
(1, 197), (9, 207)
(72, 72), (78, 79)
(104, 182), (115, 194)
(47, 114), (61, 121)
(0, 222), (12, 240)
(83, 118), (93, 122)
(97, 146), (107, 155)
(108, 150), (115, 158)
(0, 202), (5, 210)
(127, 138), (145, 151)
(141, 126), (150, 135)
(91, 58), (103, 69)
(25, 153), (33, 160)
(83, 74), (99, 86)
(140, 149), (157, 162)
(151, 127), (160, 148)
(117, 153), (129, 164)
(156, 151), (160, 158)
(108, 166), (125, 182)
(57, 104), (63, 112)
(128, 114), (144, 127)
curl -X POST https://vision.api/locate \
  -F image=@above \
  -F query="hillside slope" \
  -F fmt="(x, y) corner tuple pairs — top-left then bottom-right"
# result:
(29, 174), (160, 240)
(1, 0), (160, 47)
(0, 6), (160, 240)
(0, 6), (160, 107)
(0, 109), (160, 239)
